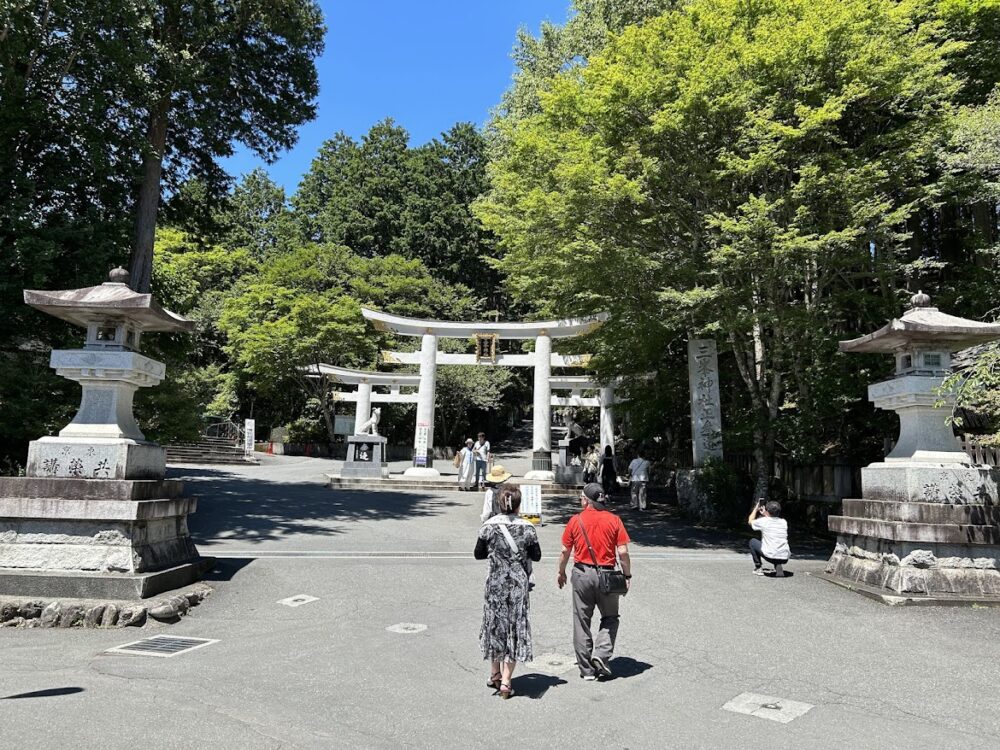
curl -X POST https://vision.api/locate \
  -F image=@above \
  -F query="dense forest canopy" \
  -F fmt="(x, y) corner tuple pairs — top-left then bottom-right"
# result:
(1, 0), (998, 493)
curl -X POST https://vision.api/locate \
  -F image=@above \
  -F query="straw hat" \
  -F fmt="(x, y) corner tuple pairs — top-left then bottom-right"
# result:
(486, 464), (513, 483)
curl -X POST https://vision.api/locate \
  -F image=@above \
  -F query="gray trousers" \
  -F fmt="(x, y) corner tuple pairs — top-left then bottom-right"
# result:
(571, 565), (621, 676)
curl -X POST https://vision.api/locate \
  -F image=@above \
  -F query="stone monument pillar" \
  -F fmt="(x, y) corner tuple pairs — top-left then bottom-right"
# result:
(599, 385), (616, 452)
(405, 332), (439, 477)
(526, 331), (554, 481)
(824, 293), (1000, 602)
(687, 339), (724, 466)
(676, 339), (725, 520)
(353, 381), (373, 434)
(0, 269), (210, 599)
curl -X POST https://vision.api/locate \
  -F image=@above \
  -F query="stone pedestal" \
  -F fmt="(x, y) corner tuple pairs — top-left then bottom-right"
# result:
(0, 477), (207, 599)
(27, 437), (166, 480)
(555, 438), (583, 484)
(342, 435), (389, 479)
(825, 461), (1000, 600)
(526, 450), (554, 482)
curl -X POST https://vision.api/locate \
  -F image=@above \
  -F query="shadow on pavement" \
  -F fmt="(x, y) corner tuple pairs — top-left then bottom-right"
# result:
(541, 495), (831, 560)
(511, 673), (568, 699)
(609, 657), (652, 680)
(202, 557), (255, 581)
(2, 687), (85, 699)
(168, 467), (459, 546)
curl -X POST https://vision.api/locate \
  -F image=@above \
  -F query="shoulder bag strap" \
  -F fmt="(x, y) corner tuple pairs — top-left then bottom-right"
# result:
(576, 514), (618, 568)
(497, 522), (521, 558)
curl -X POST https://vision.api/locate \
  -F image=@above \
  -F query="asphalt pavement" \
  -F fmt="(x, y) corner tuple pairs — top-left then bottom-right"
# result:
(3, 454), (1000, 749)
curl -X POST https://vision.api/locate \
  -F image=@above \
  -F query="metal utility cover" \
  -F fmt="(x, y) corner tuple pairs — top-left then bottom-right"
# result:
(523, 653), (577, 675)
(722, 692), (814, 724)
(277, 594), (319, 607)
(105, 635), (218, 658)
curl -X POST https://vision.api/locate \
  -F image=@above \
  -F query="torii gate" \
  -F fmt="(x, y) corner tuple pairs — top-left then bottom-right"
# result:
(362, 308), (611, 479)
(306, 363), (420, 433)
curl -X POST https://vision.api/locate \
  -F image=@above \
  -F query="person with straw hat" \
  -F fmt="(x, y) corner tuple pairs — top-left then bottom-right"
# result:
(479, 464), (513, 523)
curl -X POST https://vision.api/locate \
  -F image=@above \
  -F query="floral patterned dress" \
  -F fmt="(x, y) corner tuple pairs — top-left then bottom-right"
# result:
(476, 515), (540, 663)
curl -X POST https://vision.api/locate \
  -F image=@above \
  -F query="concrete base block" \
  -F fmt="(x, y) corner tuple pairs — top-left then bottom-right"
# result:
(555, 465), (583, 484)
(815, 571), (1000, 606)
(0, 476), (183, 501)
(403, 467), (440, 478)
(861, 462), (999, 504)
(0, 559), (214, 600)
(27, 437), (166, 480)
(524, 470), (555, 482)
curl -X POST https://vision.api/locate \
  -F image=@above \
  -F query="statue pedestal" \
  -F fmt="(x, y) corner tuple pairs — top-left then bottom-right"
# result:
(0, 477), (208, 599)
(555, 438), (583, 484)
(342, 435), (388, 479)
(825, 461), (1000, 600)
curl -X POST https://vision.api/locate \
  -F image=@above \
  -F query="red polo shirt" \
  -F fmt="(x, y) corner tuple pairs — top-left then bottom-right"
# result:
(562, 506), (630, 567)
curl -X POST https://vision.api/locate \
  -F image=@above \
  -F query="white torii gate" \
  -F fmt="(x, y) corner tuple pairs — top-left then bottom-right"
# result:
(362, 307), (610, 480)
(305, 363), (420, 433)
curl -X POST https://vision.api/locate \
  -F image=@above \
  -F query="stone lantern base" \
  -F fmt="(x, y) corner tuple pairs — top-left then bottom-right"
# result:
(0, 477), (210, 599)
(824, 462), (1000, 602)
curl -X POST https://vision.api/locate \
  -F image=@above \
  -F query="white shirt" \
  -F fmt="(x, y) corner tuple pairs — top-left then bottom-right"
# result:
(460, 446), (475, 468)
(628, 458), (650, 482)
(751, 516), (791, 560)
(474, 440), (490, 462)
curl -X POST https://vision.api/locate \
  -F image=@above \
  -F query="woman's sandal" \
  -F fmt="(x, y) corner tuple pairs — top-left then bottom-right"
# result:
(499, 682), (514, 700)
(487, 672), (502, 690)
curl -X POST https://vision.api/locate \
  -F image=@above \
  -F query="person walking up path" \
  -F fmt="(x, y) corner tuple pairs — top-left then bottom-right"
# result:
(557, 483), (632, 681)
(475, 487), (541, 699)
(457, 438), (476, 491)
(599, 445), (617, 499)
(479, 465), (513, 523)
(474, 432), (491, 489)
(627, 449), (651, 510)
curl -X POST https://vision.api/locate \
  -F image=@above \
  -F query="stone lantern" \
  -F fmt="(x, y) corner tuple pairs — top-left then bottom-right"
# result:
(824, 292), (1000, 602)
(22, 267), (193, 477)
(0, 269), (209, 600)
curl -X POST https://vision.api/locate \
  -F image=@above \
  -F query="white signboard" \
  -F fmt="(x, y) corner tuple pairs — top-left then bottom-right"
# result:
(244, 419), (255, 458)
(520, 484), (542, 518)
(414, 424), (429, 466)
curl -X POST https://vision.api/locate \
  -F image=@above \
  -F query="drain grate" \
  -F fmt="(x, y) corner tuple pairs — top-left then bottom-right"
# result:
(105, 635), (218, 658)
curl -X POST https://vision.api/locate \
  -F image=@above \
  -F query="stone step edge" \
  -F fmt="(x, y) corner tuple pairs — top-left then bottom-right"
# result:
(830, 515), (1000, 545)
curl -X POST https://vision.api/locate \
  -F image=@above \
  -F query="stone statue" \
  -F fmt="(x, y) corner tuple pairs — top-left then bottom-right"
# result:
(563, 409), (585, 439)
(357, 407), (381, 436)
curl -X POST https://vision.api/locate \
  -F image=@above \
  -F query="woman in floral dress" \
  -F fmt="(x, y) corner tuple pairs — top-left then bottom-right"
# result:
(474, 486), (541, 699)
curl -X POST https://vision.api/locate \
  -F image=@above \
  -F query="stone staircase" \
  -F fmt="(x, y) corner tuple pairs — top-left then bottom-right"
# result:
(166, 436), (259, 466)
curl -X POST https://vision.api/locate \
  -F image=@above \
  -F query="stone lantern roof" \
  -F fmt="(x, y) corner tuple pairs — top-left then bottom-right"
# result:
(839, 292), (1000, 353)
(23, 268), (193, 333)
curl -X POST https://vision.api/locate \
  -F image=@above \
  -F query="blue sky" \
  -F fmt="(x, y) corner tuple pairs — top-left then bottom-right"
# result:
(222, 0), (571, 194)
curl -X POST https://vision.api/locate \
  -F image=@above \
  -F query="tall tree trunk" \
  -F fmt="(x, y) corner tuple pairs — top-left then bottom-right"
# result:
(128, 97), (169, 292)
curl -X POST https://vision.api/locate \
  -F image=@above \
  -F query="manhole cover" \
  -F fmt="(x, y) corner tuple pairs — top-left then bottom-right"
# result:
(523, 653), (577, 675)
(277, 594), (319, 607)
(721, 692), (814, 724)
(105, 635), (218, 658)
(385, 623), (427, 634)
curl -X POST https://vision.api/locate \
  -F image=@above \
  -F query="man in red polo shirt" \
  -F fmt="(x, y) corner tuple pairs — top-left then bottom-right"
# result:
(557, 483), (632, 680)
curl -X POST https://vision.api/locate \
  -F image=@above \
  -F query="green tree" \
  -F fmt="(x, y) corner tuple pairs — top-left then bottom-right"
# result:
(478, 0), (966, 501)
(126, 0), (325, 293)
(222, 169), (297, 258)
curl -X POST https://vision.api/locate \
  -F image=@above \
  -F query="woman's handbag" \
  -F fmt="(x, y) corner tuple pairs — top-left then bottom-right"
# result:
(576, 516), (629, 595)
(453, 451), (462, 468)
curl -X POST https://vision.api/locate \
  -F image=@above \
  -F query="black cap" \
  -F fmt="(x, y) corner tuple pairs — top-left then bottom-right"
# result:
(583, 482), (607, 504)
